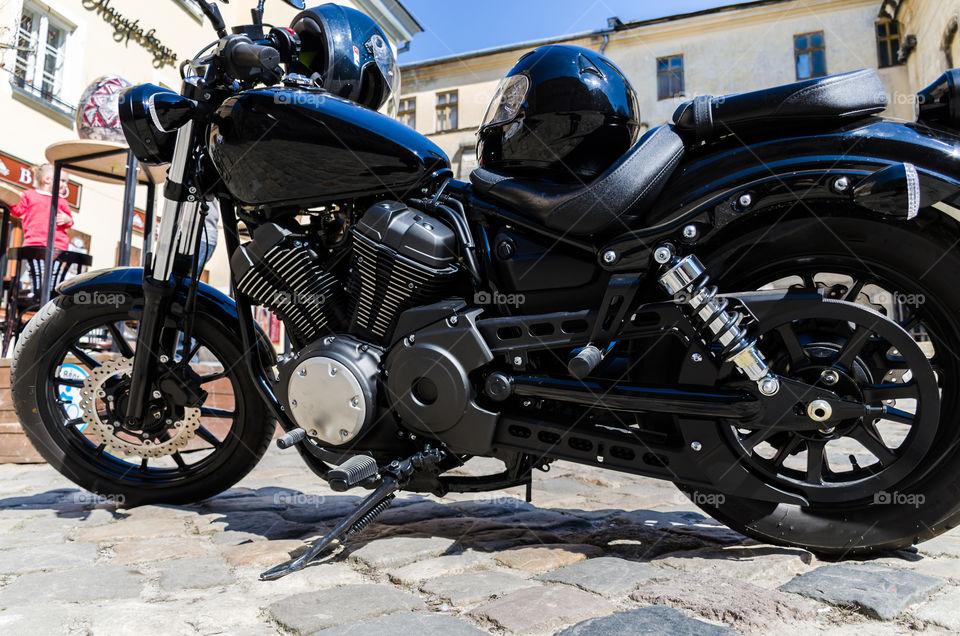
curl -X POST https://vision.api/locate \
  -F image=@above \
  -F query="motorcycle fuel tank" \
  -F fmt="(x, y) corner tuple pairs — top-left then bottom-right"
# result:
(208, 87), (450, 208)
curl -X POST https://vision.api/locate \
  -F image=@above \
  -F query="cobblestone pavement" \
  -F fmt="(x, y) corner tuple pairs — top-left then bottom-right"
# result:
(1, 448), (959, 635)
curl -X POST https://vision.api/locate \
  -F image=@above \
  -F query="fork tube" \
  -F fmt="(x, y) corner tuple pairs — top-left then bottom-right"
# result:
(124, 123), (198, 422)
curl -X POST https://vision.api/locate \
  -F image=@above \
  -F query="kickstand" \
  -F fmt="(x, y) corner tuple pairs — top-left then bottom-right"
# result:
(260, 446), (445, 581)
(261, 477), (399, 580)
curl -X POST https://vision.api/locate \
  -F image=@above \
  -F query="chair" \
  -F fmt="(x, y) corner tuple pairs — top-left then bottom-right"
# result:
(2, 247), (93, 356)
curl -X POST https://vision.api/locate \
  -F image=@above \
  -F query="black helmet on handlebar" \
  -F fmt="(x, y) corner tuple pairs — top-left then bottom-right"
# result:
(289, 3), (400, 114)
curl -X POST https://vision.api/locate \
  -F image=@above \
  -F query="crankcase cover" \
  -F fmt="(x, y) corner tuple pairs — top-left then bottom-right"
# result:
(283, 336), (380, 445)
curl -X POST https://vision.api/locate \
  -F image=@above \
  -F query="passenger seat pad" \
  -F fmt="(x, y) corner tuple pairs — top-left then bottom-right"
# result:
(470, 125), (685, 236)
(673, 68), (888, 143)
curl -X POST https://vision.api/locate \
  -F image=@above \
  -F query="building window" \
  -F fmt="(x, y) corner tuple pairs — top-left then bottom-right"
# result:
(398, 97), (416, 129)
(795, 31), (827, 80)
(436, 90), (458, 132)
(11, 3), (74, 113)
(656, 55), (684, 100)
(876, 19), (903, 67)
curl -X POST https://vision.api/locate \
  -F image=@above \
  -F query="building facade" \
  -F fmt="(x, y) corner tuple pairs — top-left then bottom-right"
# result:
(398, 0), (953, 179)
(0, 0), (419, 292)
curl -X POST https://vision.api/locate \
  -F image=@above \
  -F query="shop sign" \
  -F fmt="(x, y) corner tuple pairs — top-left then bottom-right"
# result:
(0, 151), (82, 209)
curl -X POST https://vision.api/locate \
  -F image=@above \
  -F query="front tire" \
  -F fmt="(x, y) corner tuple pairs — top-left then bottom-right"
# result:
(12, 292), (274, 507)
(681, 207), (960, 555)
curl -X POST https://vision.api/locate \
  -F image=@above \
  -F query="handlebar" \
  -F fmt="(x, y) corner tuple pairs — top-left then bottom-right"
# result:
(216, 29), (300, 86)
(229, 41), (282, 72)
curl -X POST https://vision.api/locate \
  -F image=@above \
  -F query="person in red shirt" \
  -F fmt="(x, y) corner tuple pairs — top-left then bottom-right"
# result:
(11, 164), (74, 250)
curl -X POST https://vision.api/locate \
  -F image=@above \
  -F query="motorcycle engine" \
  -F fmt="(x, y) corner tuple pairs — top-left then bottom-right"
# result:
(230, 201), (461, 446)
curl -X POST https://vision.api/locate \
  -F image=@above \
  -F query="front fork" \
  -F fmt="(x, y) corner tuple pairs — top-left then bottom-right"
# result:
(123, 122), (205, 423)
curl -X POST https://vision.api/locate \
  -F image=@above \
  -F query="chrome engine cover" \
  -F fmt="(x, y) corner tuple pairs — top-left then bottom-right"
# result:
(281, 336), (381, 446)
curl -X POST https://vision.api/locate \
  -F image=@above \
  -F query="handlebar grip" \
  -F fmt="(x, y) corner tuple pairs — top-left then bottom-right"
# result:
(229, 41), (281, 72)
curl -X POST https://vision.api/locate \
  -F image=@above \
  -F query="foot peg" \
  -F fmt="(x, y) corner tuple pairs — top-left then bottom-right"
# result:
(568, 344), (604, 379)
(260, 446), (445, 581)
(328, 455), (378, 492)
(276, 428), (307, 449)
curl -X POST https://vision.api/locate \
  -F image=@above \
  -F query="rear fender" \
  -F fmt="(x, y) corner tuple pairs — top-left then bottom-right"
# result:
(600, 119), (960, 270)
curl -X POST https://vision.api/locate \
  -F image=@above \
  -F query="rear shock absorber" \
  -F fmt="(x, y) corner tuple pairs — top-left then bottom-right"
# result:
(655, 247), (780, 395)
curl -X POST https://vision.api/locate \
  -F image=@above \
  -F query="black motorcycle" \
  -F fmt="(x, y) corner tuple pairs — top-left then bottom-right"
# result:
(13, 0), (960, 579)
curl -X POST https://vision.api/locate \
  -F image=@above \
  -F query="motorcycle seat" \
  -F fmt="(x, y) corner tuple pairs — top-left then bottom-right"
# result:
(469, 125), (685, 236)
(672, 68), (888, 144)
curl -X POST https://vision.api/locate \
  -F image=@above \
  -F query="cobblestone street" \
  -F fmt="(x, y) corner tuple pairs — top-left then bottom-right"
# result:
(1, 448), (959, 635)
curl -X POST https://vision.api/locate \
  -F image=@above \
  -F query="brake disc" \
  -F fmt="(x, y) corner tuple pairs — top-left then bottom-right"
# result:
(79, 357), (201, 458)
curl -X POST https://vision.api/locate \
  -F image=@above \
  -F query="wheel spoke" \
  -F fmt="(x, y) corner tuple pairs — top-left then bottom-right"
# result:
(835, 326), (873, 370)
(741, 427), (777, 451)
(801, 272), (817, 289)
(63, 417), (84, 428)
(200, 407), (235, 419)
(140, 457), (148, 472)
(56, 377), (84, 388)
(181, 340), (202, 363)
(107, 322), (134, 358)
(862, 381), (919, 403)
(843, 277), (867, 302)
(771, 435), (803, 467)
(848, 424), (896, 466)
(172, 452), (187, 470)
(69, 346), (101, 369)
(805, 439), (827, 485)
(776, 324), (807, 367)
(195, 424), (223, 448)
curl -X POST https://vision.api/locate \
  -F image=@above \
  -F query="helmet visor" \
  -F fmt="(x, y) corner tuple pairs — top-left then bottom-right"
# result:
(481, 74), (530, 128)
(368, 33), (401, 116)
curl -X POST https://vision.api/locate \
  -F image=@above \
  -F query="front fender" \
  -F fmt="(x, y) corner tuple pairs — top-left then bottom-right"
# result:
(58, 266), (276, 363)
(601, 119), (960, 270)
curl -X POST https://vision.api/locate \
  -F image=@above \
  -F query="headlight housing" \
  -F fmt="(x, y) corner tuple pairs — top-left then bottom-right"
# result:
(119, 84), (194, 165)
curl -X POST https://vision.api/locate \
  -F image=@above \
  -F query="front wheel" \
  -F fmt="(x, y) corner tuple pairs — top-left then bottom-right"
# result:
(11, 290), (274, 506)
(680, 207), (960, 555)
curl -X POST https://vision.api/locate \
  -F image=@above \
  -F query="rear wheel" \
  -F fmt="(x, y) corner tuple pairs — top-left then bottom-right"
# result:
(679, 208), (960, 555)
(11, 293), (274, 506)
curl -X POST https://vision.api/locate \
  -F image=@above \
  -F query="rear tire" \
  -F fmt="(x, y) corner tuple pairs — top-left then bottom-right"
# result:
(680, 207), (960, 555)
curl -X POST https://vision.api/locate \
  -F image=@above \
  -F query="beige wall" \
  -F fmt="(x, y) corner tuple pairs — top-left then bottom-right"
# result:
(400, 0), (922, 172)
(898, 0), (960, 92)
(0, 0), (369, 293)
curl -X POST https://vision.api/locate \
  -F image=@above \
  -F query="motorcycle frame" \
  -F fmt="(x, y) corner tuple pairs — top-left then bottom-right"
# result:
(87, 78), (960, 493)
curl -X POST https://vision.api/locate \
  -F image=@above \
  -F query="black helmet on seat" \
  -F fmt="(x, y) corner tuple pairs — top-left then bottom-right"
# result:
(477, 44), (640, 183)
(289, 4), (400, 114)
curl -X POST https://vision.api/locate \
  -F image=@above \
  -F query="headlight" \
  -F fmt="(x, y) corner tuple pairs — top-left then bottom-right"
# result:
(119, 84), (190, 165)
(481, 74), (530, 128)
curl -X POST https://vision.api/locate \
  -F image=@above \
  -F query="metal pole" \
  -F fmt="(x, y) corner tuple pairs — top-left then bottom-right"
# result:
(0, 204), (10, 284)
(118, 149), (138, 266)
(41, 162), (61, 305)
(143, 182), (155, 268)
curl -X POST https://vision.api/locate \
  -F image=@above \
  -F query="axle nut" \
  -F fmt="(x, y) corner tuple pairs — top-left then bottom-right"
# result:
(807, 399), (833, 422)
